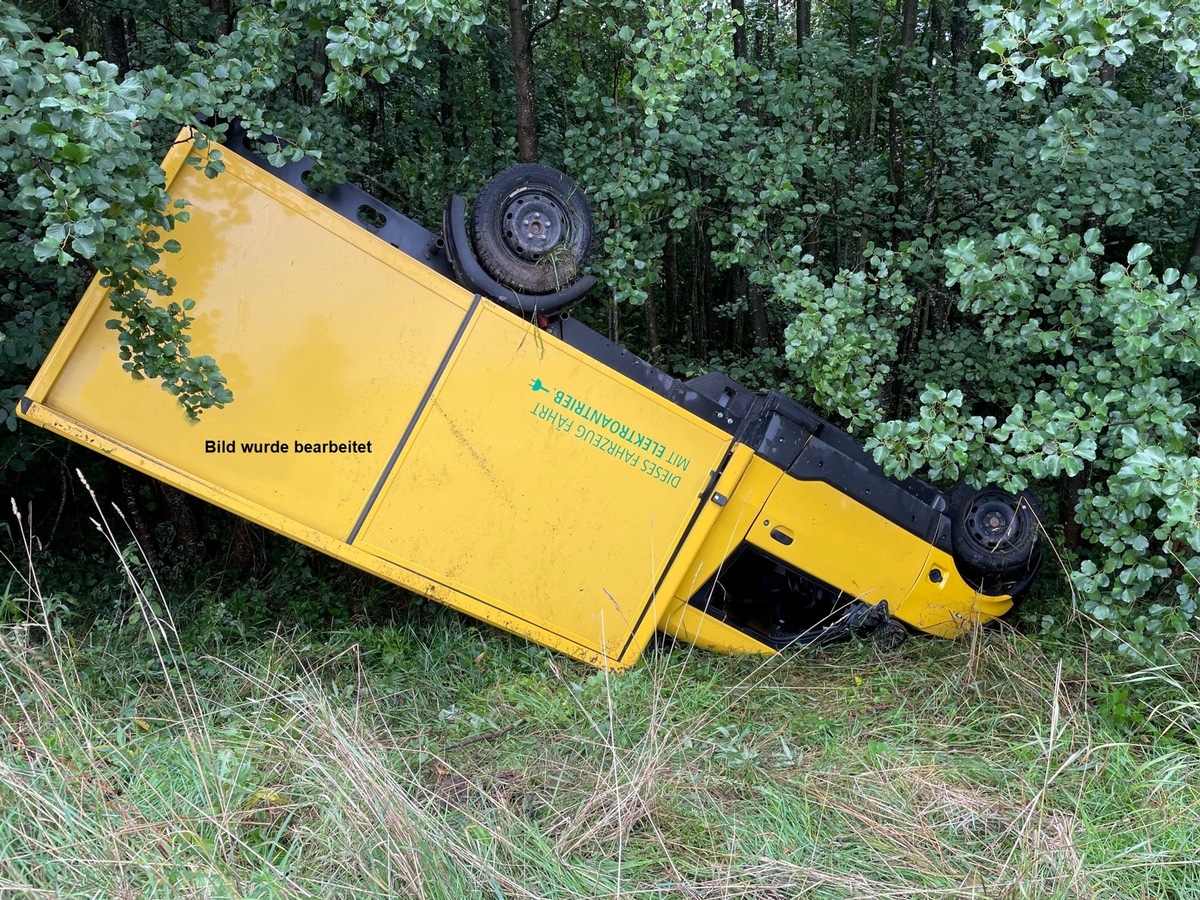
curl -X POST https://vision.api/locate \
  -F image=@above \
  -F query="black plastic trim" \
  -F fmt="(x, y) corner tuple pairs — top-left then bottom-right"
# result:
(558, 320), (743, 435)
(733, 392), (823, 470)
(685, 372), (759, 423)
(19, 396), (30, 415)
(788, 436), (953, 552)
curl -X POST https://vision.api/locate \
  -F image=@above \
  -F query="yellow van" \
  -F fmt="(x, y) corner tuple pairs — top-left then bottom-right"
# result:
(18, 128), (1041, 669)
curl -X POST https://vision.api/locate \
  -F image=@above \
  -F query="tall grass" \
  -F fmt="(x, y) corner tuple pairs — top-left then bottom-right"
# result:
(1, 481), (1199, 897)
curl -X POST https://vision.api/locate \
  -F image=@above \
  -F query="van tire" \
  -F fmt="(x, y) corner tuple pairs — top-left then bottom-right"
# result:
(950, 485), (1042, 580)
(470, 164), (593, 295)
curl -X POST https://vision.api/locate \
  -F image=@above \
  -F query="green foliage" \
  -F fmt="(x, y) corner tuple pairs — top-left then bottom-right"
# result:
(0, 9), (230, 416)
(562, 0), (739, 309)
(975, 0), (1200, 96)
(320, 0), (486, 94)
(3, 0), (1200, 656)
(781, 246), (917, 431)
(867, 221), (1200, 654)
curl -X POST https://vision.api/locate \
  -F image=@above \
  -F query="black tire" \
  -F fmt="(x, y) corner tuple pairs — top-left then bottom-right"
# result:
(949, 484), (1042, 580)
(469, 164), (593, 295)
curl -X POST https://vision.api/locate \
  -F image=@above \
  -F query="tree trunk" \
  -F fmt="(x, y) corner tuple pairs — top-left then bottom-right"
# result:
(438, 42), (455, 154)
(865, 0), (887, 144)
(950, 0), (969, 66)
(887, 0), (918, 217)
(209, 0), (233, 38)
(768, 0), (777, 60)
(487, 49), (506, 157)
(645, 285), (662, 365)
(694, 221), (709, 354)
(664, 236), (678, 349)
(1185, 211), (1200, 276)
(901, 0), (917, 46)
(62, 0), (102, 56)
(507, 0), (539, 163)
(796, 0), (812, 48)
(1061, 473), (1084, 549)
(804, 217), (821, 267)
(310, 38), (327, 107)
(101, 13), (129, 71)
(731, 0), (769, 347)
(748, 274), (769, 348)
(732, 0), (749, 65)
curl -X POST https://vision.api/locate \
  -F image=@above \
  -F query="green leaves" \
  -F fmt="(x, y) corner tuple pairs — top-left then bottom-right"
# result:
(320, 0), (485, 97)
(904, 207), (1200, 656)
(782, 248), (917, 433)
(561, 1), (741, 309)
(1126, 242), (1153, 264)
(0, 4), (235, 419)
(977, 0), (1200, 95)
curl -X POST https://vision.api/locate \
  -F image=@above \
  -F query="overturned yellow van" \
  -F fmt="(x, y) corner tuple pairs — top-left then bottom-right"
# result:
(18, 128), (1041, 669)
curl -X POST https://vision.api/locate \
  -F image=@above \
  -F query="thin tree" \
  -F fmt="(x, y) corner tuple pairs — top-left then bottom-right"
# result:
(797, 0), (812, 46)
(507, 0), (538, 162)
(887, 0), (918, 213)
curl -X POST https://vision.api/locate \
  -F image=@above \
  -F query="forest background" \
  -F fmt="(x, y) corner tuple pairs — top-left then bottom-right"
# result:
(4, 2), (1200, 896)
(2, 0), (1200, 655)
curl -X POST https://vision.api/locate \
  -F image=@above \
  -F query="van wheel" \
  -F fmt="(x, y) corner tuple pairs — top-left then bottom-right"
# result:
(950, 484), (1042, 580)
(470, 164), (593, 295)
